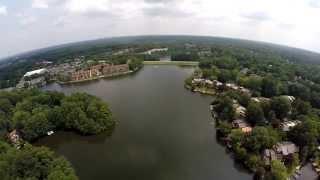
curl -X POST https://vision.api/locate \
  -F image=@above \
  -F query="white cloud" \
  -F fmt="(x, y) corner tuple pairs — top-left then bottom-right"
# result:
(32, 0), (49, 9)
(64, 0), (143, 17)
(0, 5), (7, 15)
(241, 12), (271, 21)
(17, 13), (37, 26)
(1, 0), (320, 58)
(309, 0), (320, 8)
(32, 0), (64, 9)
(65, 0), (110, 13)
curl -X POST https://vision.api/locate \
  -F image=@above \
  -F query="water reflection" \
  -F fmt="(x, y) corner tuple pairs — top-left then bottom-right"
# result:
(38, 65), (252, 180)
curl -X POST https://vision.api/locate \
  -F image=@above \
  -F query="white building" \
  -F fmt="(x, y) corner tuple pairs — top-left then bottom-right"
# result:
(213, 80), (223, 87)
(252, 97), (271, 103)
(24, 68), (48, 77)
(143, 48), (168, 55)
(17, 68), (48, 89)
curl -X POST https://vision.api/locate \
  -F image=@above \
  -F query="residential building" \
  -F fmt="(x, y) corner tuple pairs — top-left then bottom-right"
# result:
(7, 130), (22, 149)
(235, 105), (246, 118)
(23, 68), (48, 78)
(17, 68), (48, 88)
(226, 83), (251, 95)
(213, 80), (223, 87)
(252, 97), (271, 103)
(142, 48), (168, 55)
(70, 63), (129, 82)
(275, 141), (299, 156)
(232, 119), (252, 133)
(280, 120), (301, 132)
(226, 83), (239, 90)
(281, 95), (296, 103)
(263, 149), (277, 165)
(263, 141), (299, 165)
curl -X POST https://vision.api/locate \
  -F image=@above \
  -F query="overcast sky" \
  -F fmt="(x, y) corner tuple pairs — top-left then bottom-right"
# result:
(0, 0), (320, 58)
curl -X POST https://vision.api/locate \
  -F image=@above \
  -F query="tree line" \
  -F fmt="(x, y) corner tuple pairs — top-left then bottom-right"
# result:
(0, 89), (115, 179)
(191, 47), (320, 179)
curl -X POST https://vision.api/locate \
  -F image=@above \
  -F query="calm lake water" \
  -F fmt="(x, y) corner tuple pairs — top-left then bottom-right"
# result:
(36, 65), (251, 180)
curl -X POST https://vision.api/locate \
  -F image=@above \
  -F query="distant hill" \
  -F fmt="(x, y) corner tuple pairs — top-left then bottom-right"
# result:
(1, 35), (320, 65)
(1, 35), (320, 89)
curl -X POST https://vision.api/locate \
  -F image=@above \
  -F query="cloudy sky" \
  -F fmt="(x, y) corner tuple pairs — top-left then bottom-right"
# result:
(0, 0), (320, 58)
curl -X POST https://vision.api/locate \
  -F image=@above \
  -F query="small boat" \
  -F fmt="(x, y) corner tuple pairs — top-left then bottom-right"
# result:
(47, 131), (54, 136)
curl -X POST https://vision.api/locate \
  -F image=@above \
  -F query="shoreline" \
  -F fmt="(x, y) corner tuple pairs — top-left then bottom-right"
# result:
(185, 85), (216, 96)
(0, 62), (199, 90)
(143, 60), (199, 66)
(185, 80), (318, 179)
(57, 70), (136, 85)
(58, 61), (199, 85)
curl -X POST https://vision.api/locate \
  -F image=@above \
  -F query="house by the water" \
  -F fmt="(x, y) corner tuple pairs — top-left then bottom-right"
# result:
(70, 63), (129, 82)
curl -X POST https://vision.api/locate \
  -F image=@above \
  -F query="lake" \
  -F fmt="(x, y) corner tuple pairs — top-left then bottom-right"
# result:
(36, 65), (251, 180)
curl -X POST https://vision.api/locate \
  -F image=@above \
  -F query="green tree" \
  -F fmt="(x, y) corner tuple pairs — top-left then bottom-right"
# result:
(202, 68), (213, 79)
(245, 154), (261, 172)
(240, 76), (262, 92)
(233, 144), (247, 161)
(261, 77), (279, 97)
(288, 83), (310, 101)
(128, 58), (143, 71)
(0, 98), (14, 116)
(217, 121), (232, 137)
(292, 99), (311, 116)
(61, 93), (115, 135)
(217, 69), (238, 83)
(199, 60), (212, 69)
(12, 111), (32, 131)
(214, 56), (239, 69)
(246, 102), (265, 125)
(230, 129), (245, 147)
(287, 154), (299, 174)
(0, 143), (78, 180)
(254, 166), (266, 180)
(271, 97), (291, 119)
(288, 119), (320, 150)
(270, 160), (288, 180)
(245, 127), (279, 152)
(211, 96), (235, 121)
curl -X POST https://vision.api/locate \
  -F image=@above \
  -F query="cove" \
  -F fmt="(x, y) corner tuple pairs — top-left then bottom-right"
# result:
(35, 65), (251, 180)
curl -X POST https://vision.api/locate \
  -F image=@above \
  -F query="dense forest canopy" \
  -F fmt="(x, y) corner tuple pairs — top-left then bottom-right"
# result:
(0, 89), (115, 141)
(0, 89), (115, 179)
(0, 141), (78, 180)
(2, 36), (320, 64)
(182, 38), (320, 179)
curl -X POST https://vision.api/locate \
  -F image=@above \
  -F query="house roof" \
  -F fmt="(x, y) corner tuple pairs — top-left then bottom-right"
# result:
(281, 95), (296, 102)
(275, 141), (299, 155)
(264, 149), (277, 160)
(24, 68), (48, 77)
(281, 120), (301, 131)
(241, 127), (252, 133)
(232, 119), (250, 128)
(251, 97), (271, 103)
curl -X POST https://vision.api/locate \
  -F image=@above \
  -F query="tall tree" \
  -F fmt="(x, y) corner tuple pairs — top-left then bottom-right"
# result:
(271, 97), (291, 119)
(261, 77), (279, 98)
(245, 126), (279, 152)
(246, 102), (265, 125)
(270, 160), (288, 180)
